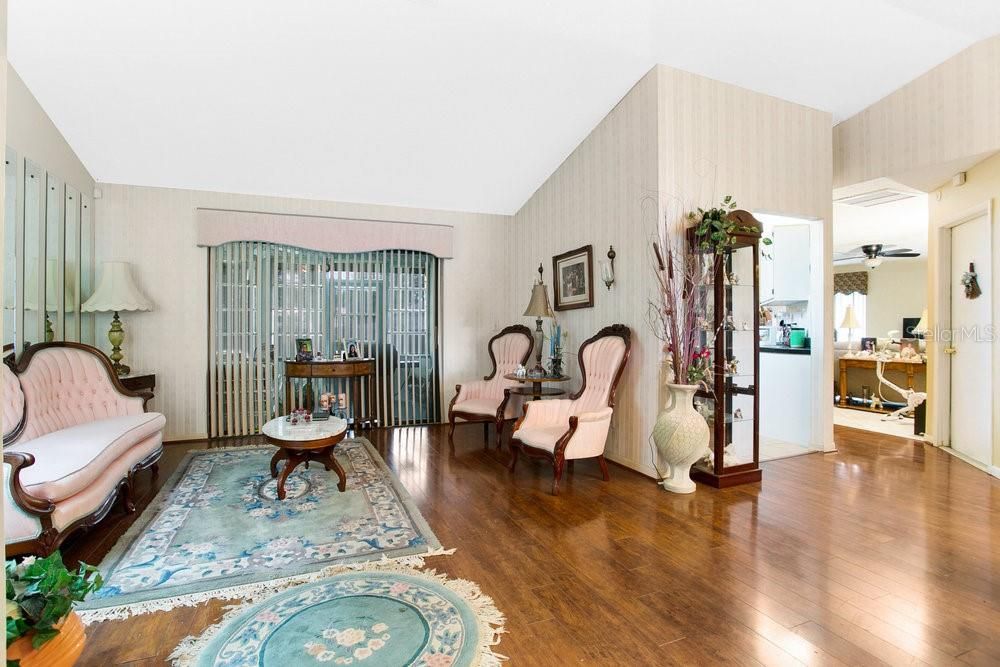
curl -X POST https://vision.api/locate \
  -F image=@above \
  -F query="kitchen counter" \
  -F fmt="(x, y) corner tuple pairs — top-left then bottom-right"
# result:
(760, 347), (812, 447)
(760, 344), (810, 356)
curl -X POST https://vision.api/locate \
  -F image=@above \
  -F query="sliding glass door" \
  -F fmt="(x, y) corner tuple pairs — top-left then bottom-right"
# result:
(209, 242), (440, 436)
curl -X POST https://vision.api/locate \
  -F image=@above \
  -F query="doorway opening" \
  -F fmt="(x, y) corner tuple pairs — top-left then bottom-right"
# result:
(831, 181), (929, 439)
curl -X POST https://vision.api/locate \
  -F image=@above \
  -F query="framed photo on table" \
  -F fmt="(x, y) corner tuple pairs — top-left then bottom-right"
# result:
(295, 338), (314, 362)
(552, 245), (594, 311)
(899, 338), (919, 358)
(860, 337), (877, 353)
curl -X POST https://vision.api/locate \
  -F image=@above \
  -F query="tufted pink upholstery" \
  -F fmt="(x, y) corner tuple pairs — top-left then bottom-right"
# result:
(16, 346), (145, 442)
(2, 364), (25, 440)
(452, 331), (532, 420)
(570, 336), (627, 413)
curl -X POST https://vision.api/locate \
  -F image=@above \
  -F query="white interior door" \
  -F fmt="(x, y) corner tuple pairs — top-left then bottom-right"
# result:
(949, 214), (992, 466)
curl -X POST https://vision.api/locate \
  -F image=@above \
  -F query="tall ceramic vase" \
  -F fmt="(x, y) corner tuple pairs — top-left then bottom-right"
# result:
(652, 383), (710, 494)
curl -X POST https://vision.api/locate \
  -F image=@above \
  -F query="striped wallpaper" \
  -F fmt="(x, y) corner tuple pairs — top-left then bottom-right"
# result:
(512, 65), (833, 476)
(834, 35), (1000, 190)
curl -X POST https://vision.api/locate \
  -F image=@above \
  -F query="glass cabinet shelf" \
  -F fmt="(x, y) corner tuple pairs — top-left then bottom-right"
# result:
(687, 212), (764, 489)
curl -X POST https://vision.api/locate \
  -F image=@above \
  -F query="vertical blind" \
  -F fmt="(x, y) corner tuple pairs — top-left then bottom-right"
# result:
(209, 242), (440, 437)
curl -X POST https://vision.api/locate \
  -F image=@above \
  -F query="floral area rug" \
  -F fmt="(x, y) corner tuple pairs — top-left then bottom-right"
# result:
(169, 563), (506, 667)
(78, 440), (445, 621)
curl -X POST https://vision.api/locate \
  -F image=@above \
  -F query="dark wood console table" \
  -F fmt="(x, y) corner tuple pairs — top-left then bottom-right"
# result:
(284, 359), (376, 428)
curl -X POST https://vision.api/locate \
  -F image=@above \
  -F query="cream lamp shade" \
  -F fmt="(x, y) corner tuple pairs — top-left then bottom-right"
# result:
(81, 261), (152, 313)
(24, 258), (76, 312)
(523, 282), (555, 319)
(838, 304), (860, 330)
(81, 261), (151, 377)
(914, 308), (929, 335)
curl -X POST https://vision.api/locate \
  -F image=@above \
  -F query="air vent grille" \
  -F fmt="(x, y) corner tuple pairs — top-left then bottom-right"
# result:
(834, 188), (918, 207)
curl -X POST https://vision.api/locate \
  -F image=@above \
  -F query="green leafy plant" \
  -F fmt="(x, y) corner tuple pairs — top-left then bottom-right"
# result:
(6, 552), (102, 663)
(689, 195), (772, 254)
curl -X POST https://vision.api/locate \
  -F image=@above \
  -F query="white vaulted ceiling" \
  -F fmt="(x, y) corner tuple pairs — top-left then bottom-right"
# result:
(8, 1), (1000, 214)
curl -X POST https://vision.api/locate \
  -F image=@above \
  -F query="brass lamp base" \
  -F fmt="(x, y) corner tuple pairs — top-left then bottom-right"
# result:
(108, 311), (131, 377)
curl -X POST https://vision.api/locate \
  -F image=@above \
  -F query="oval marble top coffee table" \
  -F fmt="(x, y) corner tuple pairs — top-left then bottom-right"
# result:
(261, 416), (349, 500)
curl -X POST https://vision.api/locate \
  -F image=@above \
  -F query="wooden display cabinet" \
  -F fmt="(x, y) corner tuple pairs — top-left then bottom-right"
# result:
(687, 212), (763, 488)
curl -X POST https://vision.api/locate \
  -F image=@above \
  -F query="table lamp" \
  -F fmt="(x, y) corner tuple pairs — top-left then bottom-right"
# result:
(839, 304), (861, 353)
(81, 261), (152, 376)
(522, 264), (555, 375)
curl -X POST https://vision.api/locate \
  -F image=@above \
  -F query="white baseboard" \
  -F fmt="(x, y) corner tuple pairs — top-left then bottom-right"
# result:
(938, 445), (997, 478)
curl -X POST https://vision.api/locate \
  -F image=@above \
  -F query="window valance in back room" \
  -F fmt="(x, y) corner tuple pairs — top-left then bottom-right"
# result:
(195, 208), (455, 258)
(833, 271), (868, 295)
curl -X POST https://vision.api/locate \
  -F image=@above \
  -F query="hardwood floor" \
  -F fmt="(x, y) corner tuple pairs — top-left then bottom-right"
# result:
(64, 424), (999, 666)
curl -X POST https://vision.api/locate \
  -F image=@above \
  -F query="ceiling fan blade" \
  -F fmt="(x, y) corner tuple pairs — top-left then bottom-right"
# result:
(882, 251), (920, 258)
(833, 255), (866, 262)
(836, 246), (864, 257)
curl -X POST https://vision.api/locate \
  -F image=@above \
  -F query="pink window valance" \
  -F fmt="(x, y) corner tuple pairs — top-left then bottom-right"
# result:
(195, 208), (454, 258)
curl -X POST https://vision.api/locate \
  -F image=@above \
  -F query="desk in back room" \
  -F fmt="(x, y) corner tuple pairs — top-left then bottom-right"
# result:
(284, 358), (376, 428)
(838, 356), (925, 412)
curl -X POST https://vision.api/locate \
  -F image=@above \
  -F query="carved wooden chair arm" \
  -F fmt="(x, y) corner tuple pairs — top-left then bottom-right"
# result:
(4, 451), (55, 515)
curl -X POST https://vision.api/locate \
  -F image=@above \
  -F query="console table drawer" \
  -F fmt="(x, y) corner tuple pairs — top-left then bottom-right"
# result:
(284, 362), (314, 377)
(309, 361), (375, 377)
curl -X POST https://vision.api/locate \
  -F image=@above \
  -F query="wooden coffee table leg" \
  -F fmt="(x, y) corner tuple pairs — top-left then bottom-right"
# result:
(318, 449), (347, 492)
(276, 452), (303, 500)
(269, 449), (286, 479)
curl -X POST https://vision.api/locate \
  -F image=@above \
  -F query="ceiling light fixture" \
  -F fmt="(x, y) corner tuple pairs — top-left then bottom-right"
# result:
(864, 257), (882, 270)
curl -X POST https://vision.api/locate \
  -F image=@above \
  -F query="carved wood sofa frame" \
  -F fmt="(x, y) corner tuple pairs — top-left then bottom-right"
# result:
(4, 341), (160, 557)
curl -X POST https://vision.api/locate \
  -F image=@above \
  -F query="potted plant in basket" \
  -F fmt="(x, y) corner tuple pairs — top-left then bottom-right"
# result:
(6, 552), (102, 667)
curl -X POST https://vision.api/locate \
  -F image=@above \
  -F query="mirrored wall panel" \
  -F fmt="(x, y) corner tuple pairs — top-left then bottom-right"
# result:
(22, 160), (43, 347)
(3, 149), (16, 346)
(64, 186), (81, 341)
(80, 194), (94, 345)
(2, 148), (94, 351)
(45, 173), (64, 341)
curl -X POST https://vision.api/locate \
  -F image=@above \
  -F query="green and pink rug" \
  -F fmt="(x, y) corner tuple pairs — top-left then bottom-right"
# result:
(79, 440), (448, 621)
(169, 563), (506, 667)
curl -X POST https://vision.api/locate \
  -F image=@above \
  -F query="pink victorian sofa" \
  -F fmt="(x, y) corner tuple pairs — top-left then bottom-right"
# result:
(448, 325), (534, 445)
(509, 324), (631, 495)
(3, 342), (165, 556)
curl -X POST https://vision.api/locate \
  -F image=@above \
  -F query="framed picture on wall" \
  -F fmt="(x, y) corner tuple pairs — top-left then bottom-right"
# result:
(552, 245), (594, 311)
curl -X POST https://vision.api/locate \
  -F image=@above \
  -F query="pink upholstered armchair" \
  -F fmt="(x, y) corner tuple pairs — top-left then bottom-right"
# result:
(4, 342), (165, 556)
(509, 324), (631, 494)
(448, 325), (534, 445)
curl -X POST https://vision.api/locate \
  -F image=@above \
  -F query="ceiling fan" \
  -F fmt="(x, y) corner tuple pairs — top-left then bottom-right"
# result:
(833, 243), (920, 269)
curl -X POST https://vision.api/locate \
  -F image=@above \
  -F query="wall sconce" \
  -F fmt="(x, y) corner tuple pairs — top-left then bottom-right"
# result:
(600, 245), (616, 289)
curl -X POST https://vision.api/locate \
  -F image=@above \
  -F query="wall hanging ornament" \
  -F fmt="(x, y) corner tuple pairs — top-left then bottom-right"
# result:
(961, 262), (982, 299)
